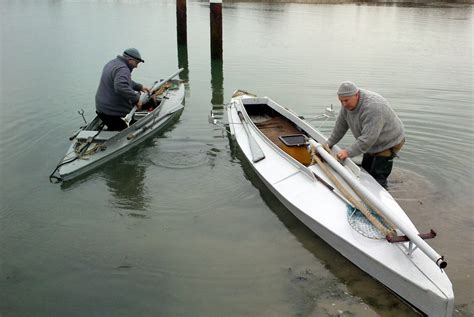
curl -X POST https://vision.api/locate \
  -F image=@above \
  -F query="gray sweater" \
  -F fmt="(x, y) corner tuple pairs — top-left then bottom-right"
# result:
(327, 89), (405, 157)
(95, 56), (143, 116)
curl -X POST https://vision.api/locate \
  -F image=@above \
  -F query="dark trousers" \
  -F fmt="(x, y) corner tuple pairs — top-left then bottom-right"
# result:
(96, 112), (128, 131)
(361, 154), (394, 189)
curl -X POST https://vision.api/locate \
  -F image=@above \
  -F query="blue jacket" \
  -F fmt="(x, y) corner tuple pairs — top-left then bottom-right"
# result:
(95, 56), (143, 116)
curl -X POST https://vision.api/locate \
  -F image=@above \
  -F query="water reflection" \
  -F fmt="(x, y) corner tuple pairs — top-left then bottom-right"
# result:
(211, 58), (224, 119)
(177, 44), (189, 83)
(101, 159), (150, 211)
(99, 110), (187, 210)
(60, 170), (100, 191)
(58, 150), (151, 211)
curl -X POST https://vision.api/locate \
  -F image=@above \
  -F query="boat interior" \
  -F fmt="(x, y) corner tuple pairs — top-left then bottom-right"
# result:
(243, 103), (312, 166)
(72, 97), (165, 145)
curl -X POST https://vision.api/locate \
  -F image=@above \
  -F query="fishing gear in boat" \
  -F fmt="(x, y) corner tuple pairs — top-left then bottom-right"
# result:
(54, 69), (185, 181)
(52, 76), (185, 182)
(78, 108), (87, 125)
(49, 122), (105, 183)
(68, 109), (90, 140)
(123, 68), (184, 126)
(308, 141), (395, 238)
(308, 139), (447, 269)
(126, 103), (183, 140)
(308, 140), (398, 233)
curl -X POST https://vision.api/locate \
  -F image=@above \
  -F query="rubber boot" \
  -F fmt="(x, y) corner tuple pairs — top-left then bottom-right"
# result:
(362, 154), (394, 189)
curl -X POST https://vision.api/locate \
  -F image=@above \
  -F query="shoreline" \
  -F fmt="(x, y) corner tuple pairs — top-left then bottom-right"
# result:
(220, 0), (474, 5)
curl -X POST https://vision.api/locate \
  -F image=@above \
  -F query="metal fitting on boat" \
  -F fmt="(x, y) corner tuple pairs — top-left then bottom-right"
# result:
(436, 257), (448, 269)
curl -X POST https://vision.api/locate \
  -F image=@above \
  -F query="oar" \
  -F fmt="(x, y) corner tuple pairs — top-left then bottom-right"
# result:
(122, 68), (184, 126)
(308, 139), (447, 268)
(237, 110), (265, 163)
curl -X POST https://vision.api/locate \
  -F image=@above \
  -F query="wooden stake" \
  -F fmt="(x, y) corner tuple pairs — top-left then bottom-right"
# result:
(211, 59), (223, 106)
(210, 0), (222, 60)
(176, 0), (187, 45)
(178, 44), (189, 82)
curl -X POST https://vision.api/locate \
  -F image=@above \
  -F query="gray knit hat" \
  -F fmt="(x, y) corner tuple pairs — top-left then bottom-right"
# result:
(123, 48), (144, 63)
(337, 81), (359, 97)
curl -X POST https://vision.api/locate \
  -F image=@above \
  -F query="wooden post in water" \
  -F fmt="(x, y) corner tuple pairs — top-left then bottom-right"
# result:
(210, 0), (222, 60)
(176, 0), (187, 45)
(211, 59), (224, 107)
(177, 44), (189, 82)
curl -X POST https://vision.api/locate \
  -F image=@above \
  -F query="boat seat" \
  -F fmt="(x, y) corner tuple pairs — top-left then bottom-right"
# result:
(76, 130), (119, 141)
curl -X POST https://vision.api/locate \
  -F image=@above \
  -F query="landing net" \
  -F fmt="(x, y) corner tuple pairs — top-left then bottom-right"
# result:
(347, 205), (391, 240)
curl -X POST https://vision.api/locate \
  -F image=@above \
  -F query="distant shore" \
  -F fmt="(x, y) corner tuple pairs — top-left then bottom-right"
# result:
(221, 0), (473, 5)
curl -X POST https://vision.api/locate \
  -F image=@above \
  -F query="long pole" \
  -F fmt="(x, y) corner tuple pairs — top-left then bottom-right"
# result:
(308, 140), (447, 268)
(210, 0), (223, 60)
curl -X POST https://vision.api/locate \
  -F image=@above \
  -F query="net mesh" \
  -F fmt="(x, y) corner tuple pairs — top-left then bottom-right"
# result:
(347, 205), (391, 240)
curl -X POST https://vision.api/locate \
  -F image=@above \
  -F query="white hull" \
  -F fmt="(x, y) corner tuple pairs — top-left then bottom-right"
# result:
(227, 92), (454, 316)
(57, 82), (185, 181)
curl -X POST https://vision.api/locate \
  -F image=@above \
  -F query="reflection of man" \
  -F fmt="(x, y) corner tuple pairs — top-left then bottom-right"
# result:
(95, 48), (149, 131)
(327, 81), (405, 188)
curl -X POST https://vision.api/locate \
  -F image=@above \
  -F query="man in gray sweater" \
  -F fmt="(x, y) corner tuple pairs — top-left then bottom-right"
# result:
(95, 48), (149, 131)
(327, 81), (405, 188)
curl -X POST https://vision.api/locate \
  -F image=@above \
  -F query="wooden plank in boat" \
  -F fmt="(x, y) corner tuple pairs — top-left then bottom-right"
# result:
(254, 116), (312, 166)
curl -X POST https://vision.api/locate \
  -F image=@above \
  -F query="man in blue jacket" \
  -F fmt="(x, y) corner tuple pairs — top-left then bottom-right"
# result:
(327, 81), (405, 188)
(95, 48), (150, 131)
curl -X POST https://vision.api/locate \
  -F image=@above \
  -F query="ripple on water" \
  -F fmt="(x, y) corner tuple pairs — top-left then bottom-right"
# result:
(388, 167), (473, 229)
(137, 139), (254, 215)
(389, 168), (436, 201)
(147, 149), (209, 169)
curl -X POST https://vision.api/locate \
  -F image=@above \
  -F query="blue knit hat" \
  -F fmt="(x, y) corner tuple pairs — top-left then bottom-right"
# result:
(337, 81), (359, 97)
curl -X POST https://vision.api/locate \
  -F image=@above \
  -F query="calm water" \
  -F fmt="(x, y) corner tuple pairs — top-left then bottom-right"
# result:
(1, 1), (473, 316)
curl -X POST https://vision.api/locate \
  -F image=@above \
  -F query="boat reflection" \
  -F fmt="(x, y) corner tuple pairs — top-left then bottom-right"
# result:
(101, 158), (149, 211)
(59, 142), (153, 213)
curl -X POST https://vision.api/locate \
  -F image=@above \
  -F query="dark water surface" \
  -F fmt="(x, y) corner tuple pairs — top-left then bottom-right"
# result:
(1, 1), (473, 316)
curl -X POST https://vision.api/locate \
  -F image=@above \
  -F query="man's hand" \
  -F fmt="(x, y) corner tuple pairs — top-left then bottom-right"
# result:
(136, 98), (143, 110)
(136, 87), (150, 110)
(324, 143), (332, 153)
(336, 149), (349, 161)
